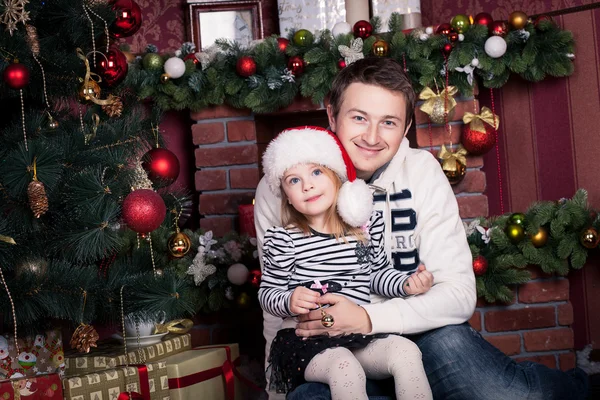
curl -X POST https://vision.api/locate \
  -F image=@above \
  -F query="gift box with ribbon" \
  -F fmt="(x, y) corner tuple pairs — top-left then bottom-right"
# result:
(0, 330), (64, 380)
(65, 334), (190, 375)
(0, 373), (63, 400)
(62, 361), (170, 400)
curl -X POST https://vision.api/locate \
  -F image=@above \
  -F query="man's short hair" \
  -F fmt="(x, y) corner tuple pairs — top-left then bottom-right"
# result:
(328, 57), (416, 127)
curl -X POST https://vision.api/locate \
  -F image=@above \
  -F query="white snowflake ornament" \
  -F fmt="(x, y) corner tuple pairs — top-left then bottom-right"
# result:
(338, 38), (364, 65)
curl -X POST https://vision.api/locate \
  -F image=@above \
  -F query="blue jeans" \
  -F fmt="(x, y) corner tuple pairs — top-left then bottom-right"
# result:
(286, 323), (589, 400)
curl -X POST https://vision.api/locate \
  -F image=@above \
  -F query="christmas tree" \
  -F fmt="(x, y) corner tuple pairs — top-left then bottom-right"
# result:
(0, 0), (197, 341)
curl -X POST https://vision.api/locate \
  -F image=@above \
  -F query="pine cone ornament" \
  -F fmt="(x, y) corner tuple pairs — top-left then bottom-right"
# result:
(27, 180), (49, 218)
(70, 323), (99, 353)
(102, 96), (123, 118)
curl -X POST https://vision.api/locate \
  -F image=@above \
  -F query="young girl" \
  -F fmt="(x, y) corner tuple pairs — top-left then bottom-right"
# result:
(258, 126), (433, 400)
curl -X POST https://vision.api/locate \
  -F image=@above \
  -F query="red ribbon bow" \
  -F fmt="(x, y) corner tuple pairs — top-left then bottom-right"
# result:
(118, 364), (150, 400)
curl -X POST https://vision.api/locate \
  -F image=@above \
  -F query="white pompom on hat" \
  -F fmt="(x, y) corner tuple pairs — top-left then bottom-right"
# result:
(262, 126), (373, 227)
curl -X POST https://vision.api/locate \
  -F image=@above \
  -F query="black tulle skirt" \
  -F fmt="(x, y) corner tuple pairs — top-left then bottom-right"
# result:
(267, 328), (388, 393)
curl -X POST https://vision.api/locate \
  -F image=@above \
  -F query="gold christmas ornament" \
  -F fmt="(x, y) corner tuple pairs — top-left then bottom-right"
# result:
(438, 145), (467, 185)
(372, 39), (389, 57)
(320, 308), (335, 327)
(160, 73), (170, 83)
(27, 158), (49, 218)
(236, 292), (251, 308)
(530, 227), (548, 248)
(167, 231), (191, 258)
(70, 323), (99, 353)
(47, 115), (59, 129)
(505, 223), (525, 243)
(580, 227), (599, 249)
(101, 95), (123, 118)
(419, 86), (458, 124)
(509, 11), (528, 30)
(78, 79), (101, 103)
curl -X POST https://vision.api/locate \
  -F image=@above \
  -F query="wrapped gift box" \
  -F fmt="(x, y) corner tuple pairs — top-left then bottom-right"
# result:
(65, 334), (190, 375)
(165, 344), (243, 400)
(0, 373), (63, 399)
(62, 360), (170, 400)
(0, 330), (64, 380)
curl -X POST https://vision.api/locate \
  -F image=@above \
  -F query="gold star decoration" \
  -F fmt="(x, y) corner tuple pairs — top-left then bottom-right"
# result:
(1, 0), (30, 36)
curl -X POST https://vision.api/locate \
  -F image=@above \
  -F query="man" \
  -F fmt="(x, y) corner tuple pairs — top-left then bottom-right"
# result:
(254, 57), (589, 399)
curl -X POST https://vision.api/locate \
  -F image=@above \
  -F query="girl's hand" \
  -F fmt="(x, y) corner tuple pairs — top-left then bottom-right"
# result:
(404, 264), (434, 295)
(289, 287), (320, 315)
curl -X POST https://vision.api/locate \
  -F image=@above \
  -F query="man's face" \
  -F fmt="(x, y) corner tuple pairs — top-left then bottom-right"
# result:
(328, 82), (412, 180)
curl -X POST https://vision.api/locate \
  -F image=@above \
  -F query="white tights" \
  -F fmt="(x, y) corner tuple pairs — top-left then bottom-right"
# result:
(303, 336), (432, 400)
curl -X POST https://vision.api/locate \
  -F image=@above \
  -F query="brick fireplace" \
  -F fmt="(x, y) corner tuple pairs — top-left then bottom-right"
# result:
(189, 96), (577, 371)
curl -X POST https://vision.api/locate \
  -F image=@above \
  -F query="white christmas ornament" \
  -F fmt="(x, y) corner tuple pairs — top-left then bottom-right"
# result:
(332, 21), (352, 37)
(458, 34), (465, 41)
(164, 57), (186, 79)
(227, 263), (249, 285)
(484, 36), (507, 58)
(425, 26), (433, 35)
(419, 33), (429, 41)
(471, 58), (480, 67)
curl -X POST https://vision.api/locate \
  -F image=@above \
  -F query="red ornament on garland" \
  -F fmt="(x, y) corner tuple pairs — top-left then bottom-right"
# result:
(110, 0), (142, 38)
(473, 12), (494, 32)
(353, 20), (373, 39)
(142, 147), (180, 188)
(473, 255), (488, 276)
(436, 23), (453, 36)
(534, 15), (553, 28)
(184, 53), (200, 66)
(122, 189), (167, 233)
(462, 123), (496, 155)
(277, 37), (290, 52)
(96, 48), (128, 87)
(337, 59), (346, 69)
(248, 269), (262, 288)
(3, 62), (30, 89)
(442, 43), (453, 55)
(490, 21), (508, 37)
(448, 31), (459, 42)
(236, 56), (257, 77)
(287, 56), (304, 76)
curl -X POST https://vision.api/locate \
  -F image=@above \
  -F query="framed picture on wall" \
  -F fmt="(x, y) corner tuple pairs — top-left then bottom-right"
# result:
(187, 1), (264, 50)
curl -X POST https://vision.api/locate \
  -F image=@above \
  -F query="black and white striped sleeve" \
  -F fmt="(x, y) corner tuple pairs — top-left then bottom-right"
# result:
(368, 212), (410, 298)
(258, 227), (297, 318)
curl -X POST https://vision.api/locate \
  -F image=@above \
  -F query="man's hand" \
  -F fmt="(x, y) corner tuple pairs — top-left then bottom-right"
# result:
(289, 287), (320, 315)
(295, 293), (372, 337)
(404, 264), (434, 295)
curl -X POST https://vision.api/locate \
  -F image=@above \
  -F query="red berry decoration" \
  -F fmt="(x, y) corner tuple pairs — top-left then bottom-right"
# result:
(141, 147), (180, 188)
(473, 12), (494, 32)
(95, 48), (128, 87)
(473, 255), (488, 276)
(353, 20), (373, 39)
(277, 37), (290, 52)
(236, 56), (257, 77)
(248, 269), (262, 288)
(3, 63), (30, 89)
(184, 53), (200, 66)
(442, 43), (453, 56)
(490, 21), (508, 37)
(461, 123), (496, 155)
(110, 0), (142, 38)
(122, 189), (167, 233)
(436, 23), (453, 36)
(287, 56), (304, 76)
(337, 59), (346, 69)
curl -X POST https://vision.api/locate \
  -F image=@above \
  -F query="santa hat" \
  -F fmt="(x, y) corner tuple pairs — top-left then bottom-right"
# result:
(262, 126), (373, 227)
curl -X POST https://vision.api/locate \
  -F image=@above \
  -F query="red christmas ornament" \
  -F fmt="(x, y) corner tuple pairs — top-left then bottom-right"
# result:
(442, 43), (453, 55)
(436, 23), (453, 36)
(3, 63), (30, 89)
(96, 48), (128, 87)
(534, 15), (553, 28)
(490, 21), (508, 37)
(122, 189), (166, 233)
(287, 56), (304, 76)
(461, 123), (496, 155)
(473, 255), (488, 276)
(448, 31), (459, 42)
(277, 37), (290, 52)
(110, 0), (142, 38)
(473, 12), (494, 32)
(248, 269), (262, 288)
(184, 53), (200, 66)
(236, 56), (257, 77)
(353, 20), (373, 39)
(141, 147), (181, 187)
(337, 59), (346, 69)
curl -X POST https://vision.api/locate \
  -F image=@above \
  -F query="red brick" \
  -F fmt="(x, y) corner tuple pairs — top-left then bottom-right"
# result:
(195, 145), (258, 167)
(195, 170), (227, 191)
(469, 311), (481, 331)
(415, 99), (478, 125)
(415, 124), (462, 148)
(476, 295), (517, 307)
(190, 105), (251, 120)
(190, 327), (211, 347)
(523, 328), (574, 352)
(558, 303), (574, 326)
(484, 306), (556, 332)
(485, 334), (521, 356)
(514, 355), (556, 369)
(457, 195), (489, 219)
(227, 120), (256, 142)
(200, 192), (255, 215)
(230, 168), (259, 189)
(453, 170), (486, 194)
(200, 216), (234, 238)
(192, 122), (225, 145)
(559, 352), (576, 371)
(518, 279), (569, 304)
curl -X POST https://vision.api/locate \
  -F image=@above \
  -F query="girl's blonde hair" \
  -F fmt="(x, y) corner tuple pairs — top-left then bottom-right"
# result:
(281, 166), (367, 243)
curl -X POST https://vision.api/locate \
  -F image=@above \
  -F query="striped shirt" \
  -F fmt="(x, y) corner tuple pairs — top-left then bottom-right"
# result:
(259, 211), (411, 318)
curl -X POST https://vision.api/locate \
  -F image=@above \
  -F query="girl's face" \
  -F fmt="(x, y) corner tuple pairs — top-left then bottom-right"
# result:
(281, 163), (336, 224)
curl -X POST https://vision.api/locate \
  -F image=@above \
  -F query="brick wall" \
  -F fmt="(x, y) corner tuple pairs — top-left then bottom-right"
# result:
(189, 97), (576, 366)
